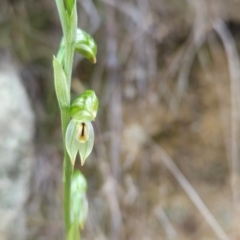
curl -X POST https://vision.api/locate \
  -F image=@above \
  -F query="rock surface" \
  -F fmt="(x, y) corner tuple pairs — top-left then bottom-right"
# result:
(0, 52), (35, 240)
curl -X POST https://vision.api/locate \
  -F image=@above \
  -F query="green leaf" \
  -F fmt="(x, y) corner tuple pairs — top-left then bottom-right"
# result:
(57, 39), (65, 67)
(78, 122), (94, 166)
(65, 0), (75, 15)
(70, 90), (99, 121)
(65, 119), (81, 165)
(53, 56), (70, 108)
(54, 0), (68, 37)
(75, 28), (97, 63)
(67, 3), (77, 44)
(70, 171), (88, 228)
(67, 222), (80, 240)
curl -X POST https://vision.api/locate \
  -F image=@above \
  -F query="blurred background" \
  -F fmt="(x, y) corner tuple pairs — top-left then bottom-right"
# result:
(1, 0), (240, 239)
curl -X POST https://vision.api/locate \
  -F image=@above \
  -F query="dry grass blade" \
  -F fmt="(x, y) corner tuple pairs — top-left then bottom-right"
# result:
(169, 37), (202, 115)
(170, 0), (207, 115)
(213, 19), (240, 239)
(94, 122), (123, 240)
(154, 205), (178, 239)
(151, 142), (230, 240)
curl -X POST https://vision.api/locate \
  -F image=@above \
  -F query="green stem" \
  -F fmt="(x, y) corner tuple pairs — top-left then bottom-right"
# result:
(55, 0), (77, 236)
(61, 40), (75, 234)
(60, 107), (72, 233)
(63, 154), (72, 232)
(61, 40), (75, 236)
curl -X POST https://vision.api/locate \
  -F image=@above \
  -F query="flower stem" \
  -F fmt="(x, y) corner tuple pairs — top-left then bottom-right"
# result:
(54, 0), (96, 237)
(55, 0), (77, 235)
(61, 39), (75, 237)
(61, 107), (72, 233)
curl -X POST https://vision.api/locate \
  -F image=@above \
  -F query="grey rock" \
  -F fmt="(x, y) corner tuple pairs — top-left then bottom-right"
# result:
(0, 54), (35, 240)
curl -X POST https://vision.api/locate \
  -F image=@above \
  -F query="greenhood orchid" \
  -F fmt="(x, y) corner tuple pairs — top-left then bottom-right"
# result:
(65, 90), (99, 166)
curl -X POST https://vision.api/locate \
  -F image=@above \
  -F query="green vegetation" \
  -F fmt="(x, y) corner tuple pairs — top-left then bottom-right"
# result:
(53, 0), (98, 238)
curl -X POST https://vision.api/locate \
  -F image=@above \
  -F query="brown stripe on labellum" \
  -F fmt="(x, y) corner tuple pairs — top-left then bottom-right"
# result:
(77, 122), (89, 143)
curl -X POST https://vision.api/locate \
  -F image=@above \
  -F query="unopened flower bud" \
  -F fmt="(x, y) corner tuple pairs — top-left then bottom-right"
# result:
(70, 90), (99, 122)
